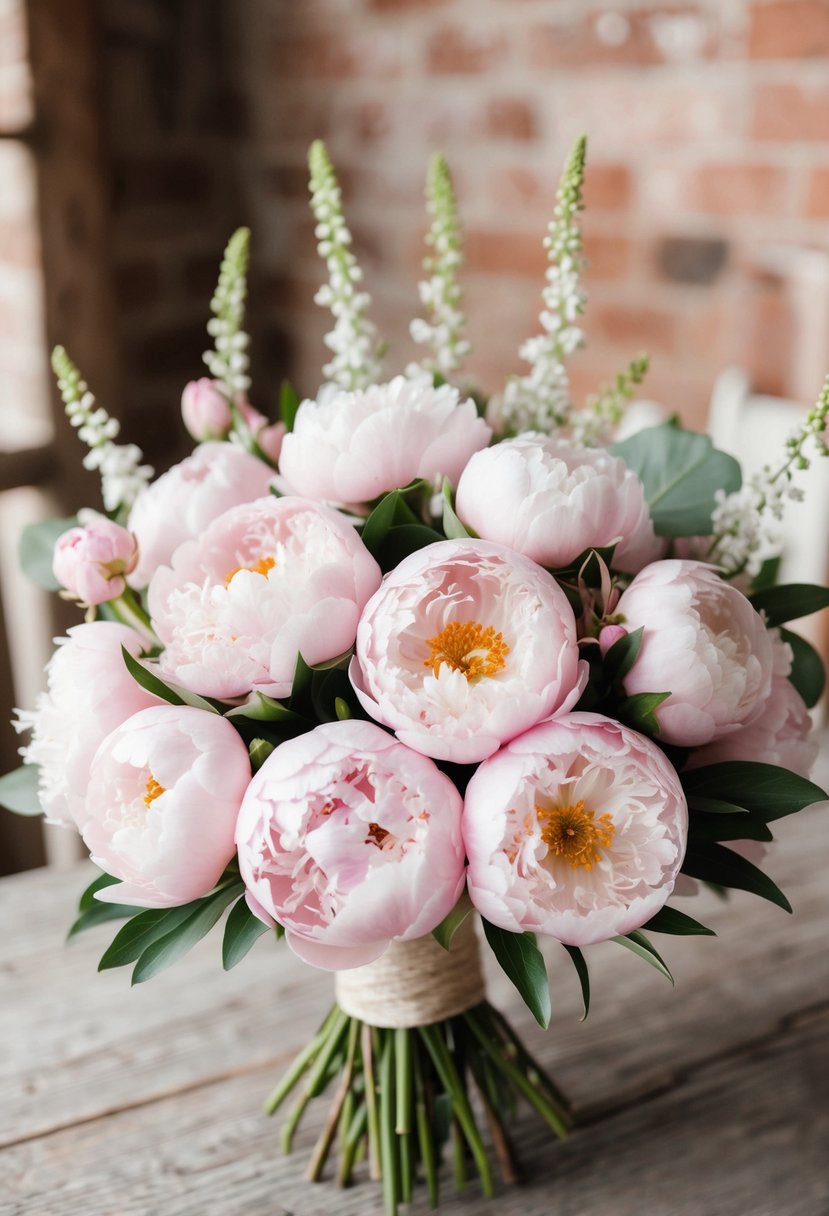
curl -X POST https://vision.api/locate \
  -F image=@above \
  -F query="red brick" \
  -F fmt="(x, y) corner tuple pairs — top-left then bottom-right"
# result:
(530, 8), (716, 70)
(583, 164), (633, 212)
(491, 163), (631, 216)
(353, 99), (392, 143)
(484, 97), (537, 141)
(752, 82), (829, 141)
(464, 229), (547, 277)
(686, 163), (790, 216)
(749, 1), (829, 59)
(583, 233), (632, 281)
(277, 32), (403, 79)
(591, 301), (678, 354)
(426, 26), (508, 74)
(805, 166), (829, 217)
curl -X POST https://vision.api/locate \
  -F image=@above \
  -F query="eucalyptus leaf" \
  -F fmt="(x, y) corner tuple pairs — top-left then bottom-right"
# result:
(682, 762), (826, 821)
(749, 583), (829, 628)
(681, 843), (792, 912)
(441, 478), (471, 540)
(642, 906), (715, 936)
(612, 930), (674, 984)
(0, 764), (41, 816)
(121, 646), (219, 713)
(18, 516), (77, 589)
(482, 920), (551, 1029)
(222, 894), (272, 970)
(780, 627), (826, 708)
(131, 881), (244, 984)
(610, 421), (741, 537)
(562, 945), (590, 1020)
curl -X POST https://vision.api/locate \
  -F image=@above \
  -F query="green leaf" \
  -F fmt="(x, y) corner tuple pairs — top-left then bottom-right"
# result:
(749, 583), (829, 627)
(750, 554), (781, 594)
(249, 738), (275, 771)
(334, 697), (351, 721)
(618, 691), (670, 734)
(682, 762), (827, 822)
(688, 812), (773, 843)
(610, 421), (741, 537)
(289, 652), (314, 706)
(376, 524), (443, 571)
(612, 930), (674, 984)
(131, 882), (244, 984)
(121, 646), (219, 713)
(0, 764), (41, 815)
(224, 692), (305, 725)
(360, 489), (422, 556)
(68, 900), (140, 939)
(482, 920), (551, 1029)
(642, 906), (715, 936)
(681, 843), (792, 912)
(98, 905), (198, 970)
(603, 626), (644, 685)
(780, 627), (826, 708)
(562, 945), (590, 1020)
(18, 516), (77, 589)
(79, 871), (121, 910)
(222, 894), (272, 970)
(441, 478), (472, 540)
(432, 891), (473, 951)
(686, 795), (749, 815)
(280, 379), (301, 432)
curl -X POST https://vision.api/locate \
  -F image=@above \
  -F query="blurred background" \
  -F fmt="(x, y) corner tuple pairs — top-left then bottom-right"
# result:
(2, 0), (829, 872)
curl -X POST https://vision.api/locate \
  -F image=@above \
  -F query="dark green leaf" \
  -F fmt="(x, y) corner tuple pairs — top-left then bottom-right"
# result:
(376, 524), (443, 571)
(280, 379), (301, 432)
(610, 421), (741, 537)
(618, 691), (670, 735)
(482, 920), (551, 1029)
(79, 871), (121, 911)
(18, 516), (77, 589)
(289, 652), (314, 706)
(441, 478), (471, 540)
(222, 894), (272, 969)
(225, 692), (305, 725)
(749, 583), (829, 628)
(249, 738), (275, 771)
(360, 490), (422, 556)
(0, 764), (41, 815)
(562, 945), (590, 1020)
(688, 812), (773, 844)
(432, 891), (473, 951)
(603, 626), (644, 685)
(780, 627), (826, 708)
(612, 930), (674, 984)
(131, 882), (244, 984)
(687, 795), (749, 815)
(121, 646), (218, 713)
(682, 843), (792, 912)
(98, 904), (198, 970)
(68, 900), (140, 939)
(642, 906), (715, 936)
(682, 762), (827, 821)
(750, 554), (781, 594)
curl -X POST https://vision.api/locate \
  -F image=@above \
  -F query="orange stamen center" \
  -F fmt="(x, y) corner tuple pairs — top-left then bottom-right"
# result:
(424, 620), (509, 681)
(536, 800), (615, 870)
(366, 822), (391, 848)
(225, 555), (276, 584)
(143, 775), (166, 808)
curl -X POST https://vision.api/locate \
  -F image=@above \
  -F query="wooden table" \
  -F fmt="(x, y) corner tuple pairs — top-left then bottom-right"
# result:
(2, 800), (828, 1216)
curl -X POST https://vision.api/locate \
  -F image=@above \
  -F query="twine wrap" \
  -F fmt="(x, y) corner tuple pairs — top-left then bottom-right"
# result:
(334, 916), (486, 1029)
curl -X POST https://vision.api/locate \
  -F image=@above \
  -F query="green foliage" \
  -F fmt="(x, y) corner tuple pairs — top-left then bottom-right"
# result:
(681, 842), (792, 912)
(780, 627), (826, 708)
(617, 691), (670, 735)
(482, 920), (551, 1029)
(441, 478), (471, 540)
(603, 626), (644, 685)
(0, 764), (41, 816)
(682, 761), (826, 822)
(121, 646), (219, 714)
(610, 420), (742, 536)
(612, 930), (674, 984)
(562, 945), (590, 1020)
(18, 516), (77, 590)
(131, 881), (245, 984)
(280, 379), (301, 432)
(749, 583), (829, 628)
(222, 894), (275, 970)
(431, 891), (473, 950)
(642, 906), (715, 936)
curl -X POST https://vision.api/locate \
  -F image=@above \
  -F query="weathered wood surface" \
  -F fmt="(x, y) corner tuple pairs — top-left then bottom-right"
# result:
(2, 795), (828, 1215)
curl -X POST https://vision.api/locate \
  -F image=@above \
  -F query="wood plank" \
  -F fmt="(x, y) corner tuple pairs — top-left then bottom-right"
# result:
(2, 999), (826, 1215)
(2, 802), (828, 1149)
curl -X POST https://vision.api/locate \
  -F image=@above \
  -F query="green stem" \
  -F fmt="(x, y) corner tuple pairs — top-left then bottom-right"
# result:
(379, 1031), (399, 1216)
(337, 1100), (368, 1187)
(452, 1117), (467, 1189)
(109, 589), (158, 647)
(413, 1039), (439, 1209)
(362, 1022), (382, 1182)
(394, 1027), (411, 1134)
(481, 1003), (572, 1115)
(418, 1024), (494, 1198)
(306, 1018), (359, 1182)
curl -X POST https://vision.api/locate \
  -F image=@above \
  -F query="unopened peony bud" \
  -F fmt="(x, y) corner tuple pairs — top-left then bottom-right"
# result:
(181, 378), (233, 441)
(599, 624), (627, 656)
(53, 519), (138, 606)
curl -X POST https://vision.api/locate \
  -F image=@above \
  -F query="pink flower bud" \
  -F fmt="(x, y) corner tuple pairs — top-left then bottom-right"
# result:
(53, 519), (138, 606)
(599, 624), (628, 656)
(181, 378), (233, 441)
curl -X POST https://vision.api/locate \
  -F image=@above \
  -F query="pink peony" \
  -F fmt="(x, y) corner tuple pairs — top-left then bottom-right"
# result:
(14, 622), (162, 829)
(463, 713), (688, 946)
(687, 631), (817, 777)
(127, 442), (275, 589)
(181, 378), (233, 441)
(350, 538), (584, 764)
(87, 705), (251, 908)
(149, 495), (382, 699)
(52, 518), (138, 606)
(278, 376), (491, 505)
(455, 435), (663, 574)
(235, 719), (466, 970)
(616, 560), (774, 747)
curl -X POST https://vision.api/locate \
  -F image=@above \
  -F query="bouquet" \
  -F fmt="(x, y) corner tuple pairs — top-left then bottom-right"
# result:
(3, 136), (829, 1215)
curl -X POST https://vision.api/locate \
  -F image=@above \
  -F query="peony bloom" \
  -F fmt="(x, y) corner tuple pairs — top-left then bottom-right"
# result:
(616, 560), (774, 747)
(149, 495), (382, 699)
(14, 622), (162, 829)
(278, 375), (492, 505)
(181, 378), (233, 441)
(687, 631), (817, 778)
(455, 435), (663, 574)
(463, 713), (688, 946)
(86, 705), (251, 908)
(52, 518), (138, 606)
(235, 719), (466, 970)
(350, 538), (584, 764)
(127, 442), (275, 588)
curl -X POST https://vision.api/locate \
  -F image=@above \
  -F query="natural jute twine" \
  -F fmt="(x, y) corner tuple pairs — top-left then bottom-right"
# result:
(335, 915), (486, 1029)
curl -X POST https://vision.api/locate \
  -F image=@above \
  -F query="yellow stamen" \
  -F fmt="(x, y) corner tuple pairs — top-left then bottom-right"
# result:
(536, 800), (615, 870)
(424, 620), (509, 681)
(143, 775), (166, 808)
(225, 554), (276, 584)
